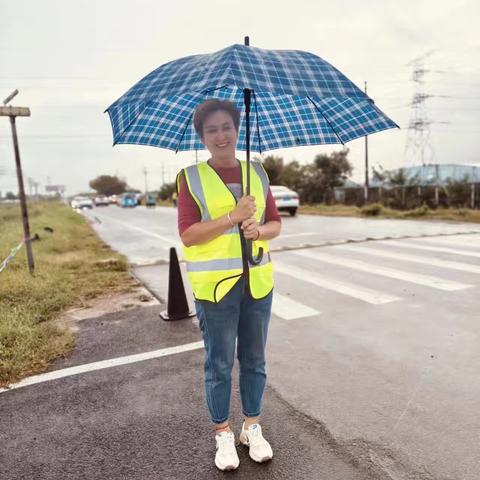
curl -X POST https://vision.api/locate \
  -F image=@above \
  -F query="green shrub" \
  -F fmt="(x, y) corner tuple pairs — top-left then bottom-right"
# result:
(360, 203), (384, 216)
(404, 204), (430, 217)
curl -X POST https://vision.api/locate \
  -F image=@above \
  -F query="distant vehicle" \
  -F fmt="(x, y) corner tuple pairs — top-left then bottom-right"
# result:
(145, 194), (156, 208)
(72, 196), (93, 209)
(70, 197), (81, 209)
(270, 185), (300, 216)
(94, 195), (110, 207)
(108, 194), (118, 205)
(120, 193), (137, 208)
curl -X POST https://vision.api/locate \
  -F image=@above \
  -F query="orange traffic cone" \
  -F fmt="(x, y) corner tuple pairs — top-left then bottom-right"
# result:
(159, 247), (195, 321)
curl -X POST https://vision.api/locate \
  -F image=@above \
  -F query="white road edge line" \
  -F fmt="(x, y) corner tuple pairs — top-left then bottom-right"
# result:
(0, 341), (204, 394)
(89, 211), (181, 246)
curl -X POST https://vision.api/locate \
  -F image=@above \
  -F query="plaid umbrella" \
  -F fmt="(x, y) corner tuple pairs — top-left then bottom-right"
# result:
(106, 40), (398, 263)
(106, 43), (397, 152)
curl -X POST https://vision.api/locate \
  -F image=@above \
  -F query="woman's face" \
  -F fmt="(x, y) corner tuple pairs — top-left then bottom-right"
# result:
(201, 110), (238, 159)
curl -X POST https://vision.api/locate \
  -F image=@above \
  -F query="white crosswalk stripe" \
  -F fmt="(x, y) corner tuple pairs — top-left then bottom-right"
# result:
(271, 292), (319, 320)
(419, 235), (480, 247)
(269, 237), (480, 314)
(424, 233), (480, 248)
(376, 240), (480, 259)
(292, 250), (473, 291)
(334, 244), (480, 274)
(274, 261), (401, 304)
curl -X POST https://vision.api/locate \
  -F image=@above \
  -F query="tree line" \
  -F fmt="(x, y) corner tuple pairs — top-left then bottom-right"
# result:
(258, 150), (352, 204)
(86, 150), (354, 204)
(86, 153), (478, 210)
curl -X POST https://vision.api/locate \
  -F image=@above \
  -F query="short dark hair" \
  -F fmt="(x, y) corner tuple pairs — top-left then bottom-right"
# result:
(193, 99), (240, 138)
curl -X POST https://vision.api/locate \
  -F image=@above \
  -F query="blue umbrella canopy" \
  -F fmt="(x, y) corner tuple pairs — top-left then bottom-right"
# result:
(106, 43), (398, 153)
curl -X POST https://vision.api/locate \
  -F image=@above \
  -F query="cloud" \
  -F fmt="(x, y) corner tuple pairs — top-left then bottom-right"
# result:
(0, 0), (478, 194)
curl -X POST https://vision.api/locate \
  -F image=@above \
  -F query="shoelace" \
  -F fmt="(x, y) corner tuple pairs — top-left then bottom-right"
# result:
(245, 425), (266, 447)
(217, 432), (236, 452)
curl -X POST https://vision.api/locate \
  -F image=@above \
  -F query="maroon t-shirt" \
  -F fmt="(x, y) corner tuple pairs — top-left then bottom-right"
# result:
(177, 163), (281, 235)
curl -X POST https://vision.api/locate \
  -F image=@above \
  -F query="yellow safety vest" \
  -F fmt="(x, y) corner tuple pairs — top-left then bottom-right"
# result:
(179, 160), (274, 303)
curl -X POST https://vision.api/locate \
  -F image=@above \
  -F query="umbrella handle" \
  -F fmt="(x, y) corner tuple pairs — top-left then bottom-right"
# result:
(247, 239), (264, 265)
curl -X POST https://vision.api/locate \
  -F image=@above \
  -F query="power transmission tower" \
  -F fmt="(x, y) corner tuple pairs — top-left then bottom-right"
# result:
(404, 51), (437, 166)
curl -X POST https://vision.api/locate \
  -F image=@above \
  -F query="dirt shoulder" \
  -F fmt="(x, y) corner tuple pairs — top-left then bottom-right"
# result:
(0, 201), (148, 388)
(57, 286), (159, 332)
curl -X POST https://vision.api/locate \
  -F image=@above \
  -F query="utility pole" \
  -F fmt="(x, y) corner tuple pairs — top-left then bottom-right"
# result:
(364, 81), (369, 203)
(0, 90), (34, 273)
(143, 166), (148, 194)
(161, 162), (165, 186)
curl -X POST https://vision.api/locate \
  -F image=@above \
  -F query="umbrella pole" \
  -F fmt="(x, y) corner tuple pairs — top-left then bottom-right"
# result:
(243, 87), (263, 265)
(244, 88), (251, 195)
(243, 36), (251, 197)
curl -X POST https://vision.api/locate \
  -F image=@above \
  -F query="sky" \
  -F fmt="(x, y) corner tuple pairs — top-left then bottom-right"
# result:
(0, 0), (479, 196)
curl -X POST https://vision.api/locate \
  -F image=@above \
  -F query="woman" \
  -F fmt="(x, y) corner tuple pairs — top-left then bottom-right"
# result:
(177, 99), (281, 471)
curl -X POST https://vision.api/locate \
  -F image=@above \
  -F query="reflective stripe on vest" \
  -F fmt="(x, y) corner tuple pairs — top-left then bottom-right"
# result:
(183, 164), (211, 221)
(181, 160), (274, 303)
(251, 161), (269, 224)
(186, 252), (271, 273)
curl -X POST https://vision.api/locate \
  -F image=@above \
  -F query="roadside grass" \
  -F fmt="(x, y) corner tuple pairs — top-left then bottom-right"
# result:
(299, 203), (480, 222)
(0, 201), (137, 388)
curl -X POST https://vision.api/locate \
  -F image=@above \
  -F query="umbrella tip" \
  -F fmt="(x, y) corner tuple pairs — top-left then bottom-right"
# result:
(244, 36), (250, 46)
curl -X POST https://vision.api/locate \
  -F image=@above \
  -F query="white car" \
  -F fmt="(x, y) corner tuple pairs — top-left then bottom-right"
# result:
(270, 185), (300, 216)
(71, 196), (93, 209)
(70, 196), (82, 208)
(94, 195), (110, 207)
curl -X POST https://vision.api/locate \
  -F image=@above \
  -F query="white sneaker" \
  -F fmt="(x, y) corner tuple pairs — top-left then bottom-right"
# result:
(239, 422), (273, 463)
(215, 431), (240, 471)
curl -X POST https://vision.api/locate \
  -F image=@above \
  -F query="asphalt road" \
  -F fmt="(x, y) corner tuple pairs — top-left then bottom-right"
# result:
(81, 205), (480, 265)
(2, 205), (479, 479)
(0, 306), (387, 480)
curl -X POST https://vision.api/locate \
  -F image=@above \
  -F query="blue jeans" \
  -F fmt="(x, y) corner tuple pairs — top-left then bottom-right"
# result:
(194, 277), (273, 424)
